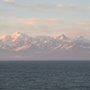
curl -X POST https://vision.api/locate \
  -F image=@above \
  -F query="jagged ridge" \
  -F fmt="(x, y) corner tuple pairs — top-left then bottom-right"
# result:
(0, 32), (90, 52)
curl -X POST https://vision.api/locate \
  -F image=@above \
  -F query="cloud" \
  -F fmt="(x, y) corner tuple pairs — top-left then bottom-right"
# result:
(14, 3), (90, 12)
(15, 4), (53, 12)
(76, 22), (90, 31)
(0, 17), (90, 37)
(5, 18), (63, 26)
(57, 4), (87, 11)
(0, 8), (15, 14)
(14, 18), (39, 26)
(1, 2), (89, 13)
(0, 9), (4, 14)
(3, 0), (16, 4)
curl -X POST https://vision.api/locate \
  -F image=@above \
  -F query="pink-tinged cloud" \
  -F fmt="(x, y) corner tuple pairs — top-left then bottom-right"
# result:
(14, 18), (39, 26)
(6, 18), (64, 26)
(76, 22), (90, 29)
(77, 22), (90, 31)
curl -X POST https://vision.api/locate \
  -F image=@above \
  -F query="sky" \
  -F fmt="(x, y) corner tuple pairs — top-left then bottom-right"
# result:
(0, 0), (90, 37)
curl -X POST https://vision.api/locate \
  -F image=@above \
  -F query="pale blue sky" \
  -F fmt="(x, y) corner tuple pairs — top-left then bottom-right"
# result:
(0, 0), (90, 37)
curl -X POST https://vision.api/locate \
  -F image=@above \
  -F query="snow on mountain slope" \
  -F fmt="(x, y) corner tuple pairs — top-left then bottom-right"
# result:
(11, 32), (30, 42)
(0, 32), (90, 52)
(55, 34), (71, 43)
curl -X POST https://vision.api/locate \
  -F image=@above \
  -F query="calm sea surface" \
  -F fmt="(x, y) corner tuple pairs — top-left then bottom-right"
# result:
(0, 61), (90, 90)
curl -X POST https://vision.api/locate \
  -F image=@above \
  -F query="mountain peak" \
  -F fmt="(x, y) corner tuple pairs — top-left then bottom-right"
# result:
(56, 34), (69, 40)
(76, 36), (89, 43)
(12, 32), (22, 36)
(11, 32), (31, 43)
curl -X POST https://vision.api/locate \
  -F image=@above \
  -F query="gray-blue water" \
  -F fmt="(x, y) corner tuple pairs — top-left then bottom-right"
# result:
(0, 61), (90, 90)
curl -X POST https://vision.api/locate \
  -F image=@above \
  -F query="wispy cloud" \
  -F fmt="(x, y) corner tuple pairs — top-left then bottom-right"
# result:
(3, 0), (16, 4)
(0, 8), (15, 14)
(14, 3), (90, 12)
(0, 17), (90, 37)
(57, 4), (90, 12)
(1, 18), (63, 26)
(0, 17), (90, 29)
(76, 22), (90, 31)
(0, 2), (89, 14)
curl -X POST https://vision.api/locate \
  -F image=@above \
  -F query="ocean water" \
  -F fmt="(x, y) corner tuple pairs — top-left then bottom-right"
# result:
(0, 61), (90, 90)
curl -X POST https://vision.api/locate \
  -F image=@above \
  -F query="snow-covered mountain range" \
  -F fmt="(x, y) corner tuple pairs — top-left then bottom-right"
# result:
(0, 32), (90, 60)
